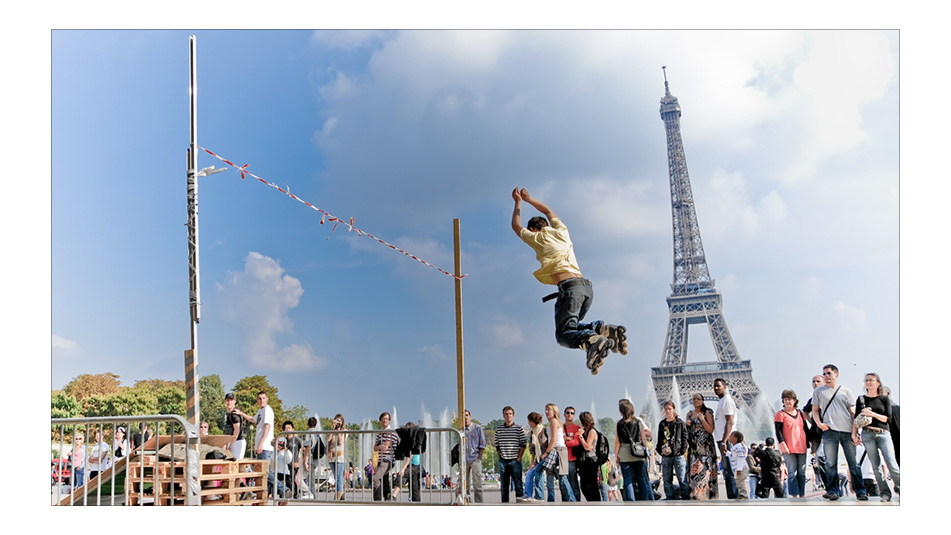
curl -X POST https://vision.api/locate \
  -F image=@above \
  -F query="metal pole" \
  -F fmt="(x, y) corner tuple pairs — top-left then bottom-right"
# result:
(453, 218), (466, 503)
(184, 34), (201, 505)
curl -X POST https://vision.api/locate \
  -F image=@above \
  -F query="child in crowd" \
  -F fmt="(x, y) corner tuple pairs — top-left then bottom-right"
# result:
(727, 431), (750, 499)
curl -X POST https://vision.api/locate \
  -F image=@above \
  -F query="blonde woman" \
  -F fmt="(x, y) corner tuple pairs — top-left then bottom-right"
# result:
(538, 403), (576, 501)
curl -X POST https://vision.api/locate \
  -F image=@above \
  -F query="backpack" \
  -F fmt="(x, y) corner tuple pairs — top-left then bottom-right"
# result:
(595, 430), (609, 465)
(310, 436), (326, 460)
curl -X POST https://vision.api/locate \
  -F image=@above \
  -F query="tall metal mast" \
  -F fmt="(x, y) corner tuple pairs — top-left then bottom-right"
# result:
(185, 35), (200, 425)
(180, 34), (202, 506)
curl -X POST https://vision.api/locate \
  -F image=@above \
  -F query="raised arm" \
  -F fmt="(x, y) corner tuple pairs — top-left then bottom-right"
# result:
(519, 188), (557, 221)
(511, 188), (524, 235)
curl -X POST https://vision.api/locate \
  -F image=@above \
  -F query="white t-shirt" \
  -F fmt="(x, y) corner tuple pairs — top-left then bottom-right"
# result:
(88, 440), (112, 471)
(255, 405), (275, 451)
(275, 445), (292, 475)
(715, 394), (737, 441)
(728, 441), (749, 471)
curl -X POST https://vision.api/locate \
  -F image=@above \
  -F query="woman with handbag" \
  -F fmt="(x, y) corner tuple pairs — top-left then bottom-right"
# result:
(685, 393), (718, 500)
(853, 373), (900, 502)
(539, 403), (576, 501)
(577, 411), (602, 501)
(774, 389), (809, 497)
(614, 399), (654, 501)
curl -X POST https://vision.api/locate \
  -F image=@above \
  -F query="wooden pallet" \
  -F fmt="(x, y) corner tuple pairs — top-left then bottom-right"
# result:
(199, 458), (268, 506)
(126, 456), (269, 506)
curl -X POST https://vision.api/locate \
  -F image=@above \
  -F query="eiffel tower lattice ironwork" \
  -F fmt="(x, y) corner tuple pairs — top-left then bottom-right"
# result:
(651, 68), (762, 412)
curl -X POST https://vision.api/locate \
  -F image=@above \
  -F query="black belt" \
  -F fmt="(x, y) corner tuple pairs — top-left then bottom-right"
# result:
(865, 426), (885, 433)
(542, 277), (588, 303)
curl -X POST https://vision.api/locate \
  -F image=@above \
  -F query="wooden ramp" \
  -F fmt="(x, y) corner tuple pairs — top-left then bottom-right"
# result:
(57, 455), (129, 506)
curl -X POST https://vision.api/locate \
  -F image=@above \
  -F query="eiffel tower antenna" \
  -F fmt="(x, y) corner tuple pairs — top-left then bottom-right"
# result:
(651, 68), (762, 412)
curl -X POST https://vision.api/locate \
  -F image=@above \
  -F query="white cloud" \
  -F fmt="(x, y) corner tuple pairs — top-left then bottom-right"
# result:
(220, 252), (328, 372)
(835, 301), (869, 332)
(695, 168), (788, 246)
(52, 334), (78, 356)
(419, 344), (448, 362)
(488, 321), (524, 347)
(782, 31), (896, 181)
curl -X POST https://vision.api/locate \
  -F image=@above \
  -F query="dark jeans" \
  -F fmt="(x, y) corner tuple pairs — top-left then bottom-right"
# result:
(620, 461), (654, 501)
(553, 278), (603, 349)
(499, 458), (524, 503)
(822, 430), (866, 497)
(255, 450), (287, 498)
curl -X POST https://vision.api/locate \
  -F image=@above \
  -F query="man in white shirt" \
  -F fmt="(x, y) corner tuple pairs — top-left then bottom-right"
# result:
(713, 378), (738, 499)
(239, 391), (288, 499)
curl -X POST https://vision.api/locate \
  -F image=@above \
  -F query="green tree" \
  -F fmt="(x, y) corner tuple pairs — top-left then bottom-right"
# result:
(232, 375), (284, 424)
(134, 378), (185, 394)
(51, 391), (82, 419)
(103, 388), (157, 416)
(283, 404), (309, 433)
(199, 374), (226, 434)
(81, 394), (113, 417)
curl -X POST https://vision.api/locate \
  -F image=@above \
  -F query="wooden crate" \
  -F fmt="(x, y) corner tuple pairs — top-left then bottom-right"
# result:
(126, 456), (269, 506)
(199, 458), (268, 506)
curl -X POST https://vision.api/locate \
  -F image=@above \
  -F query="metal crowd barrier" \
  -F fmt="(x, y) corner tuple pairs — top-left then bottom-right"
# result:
(273, 427), (465, 505)
(51, 415), (200, 506)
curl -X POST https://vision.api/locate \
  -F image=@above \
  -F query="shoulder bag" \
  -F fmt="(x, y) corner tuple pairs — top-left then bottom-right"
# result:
(629, 420), (649, 459)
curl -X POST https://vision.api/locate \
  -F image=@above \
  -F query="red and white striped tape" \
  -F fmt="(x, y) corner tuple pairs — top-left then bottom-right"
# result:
(198, 146), (466, 280)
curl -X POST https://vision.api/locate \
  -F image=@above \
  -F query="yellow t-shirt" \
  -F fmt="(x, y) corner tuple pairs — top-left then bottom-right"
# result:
(519, 217), (582, 285)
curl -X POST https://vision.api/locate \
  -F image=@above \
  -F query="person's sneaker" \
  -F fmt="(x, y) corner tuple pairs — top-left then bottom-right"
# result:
(881, 494), (892, 502)
(516, 496), (529, 503)
(585, 335), (615, 374)
(599, 324), (629, 355)
(857, 493), (868, 501)
(822, 492), (839, 501)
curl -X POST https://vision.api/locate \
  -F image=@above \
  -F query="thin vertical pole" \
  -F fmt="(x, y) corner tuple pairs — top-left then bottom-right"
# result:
(184, 35), (201, 505)
(453, 218), (466, 503)
(185, 35), (200, 426)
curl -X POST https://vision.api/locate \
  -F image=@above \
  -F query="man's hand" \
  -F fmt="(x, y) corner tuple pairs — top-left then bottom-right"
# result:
(519, 188), (531, 202)
(512, 187), (522, 203)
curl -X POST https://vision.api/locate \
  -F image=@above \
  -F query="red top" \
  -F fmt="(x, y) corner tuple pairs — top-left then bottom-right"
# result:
(563, 423), (581, 462)
(774, 409), (808, 454)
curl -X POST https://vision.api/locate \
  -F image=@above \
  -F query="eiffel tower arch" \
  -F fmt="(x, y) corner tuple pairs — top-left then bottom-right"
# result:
(650, 68), (762, 413)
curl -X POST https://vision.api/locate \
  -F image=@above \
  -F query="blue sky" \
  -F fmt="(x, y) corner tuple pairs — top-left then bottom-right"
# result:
(47, 29), (903, 432)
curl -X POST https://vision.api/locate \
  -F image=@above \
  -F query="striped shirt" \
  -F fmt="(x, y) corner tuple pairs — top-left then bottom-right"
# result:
(375, 430), (399, 461)
(494, 423), (527, 460)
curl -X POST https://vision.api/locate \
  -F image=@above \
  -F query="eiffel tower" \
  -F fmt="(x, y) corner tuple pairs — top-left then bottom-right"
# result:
(651, 68), (762, 413)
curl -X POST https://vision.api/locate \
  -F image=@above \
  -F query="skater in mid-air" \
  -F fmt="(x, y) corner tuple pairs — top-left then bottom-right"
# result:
(510, 187), (628, 374)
